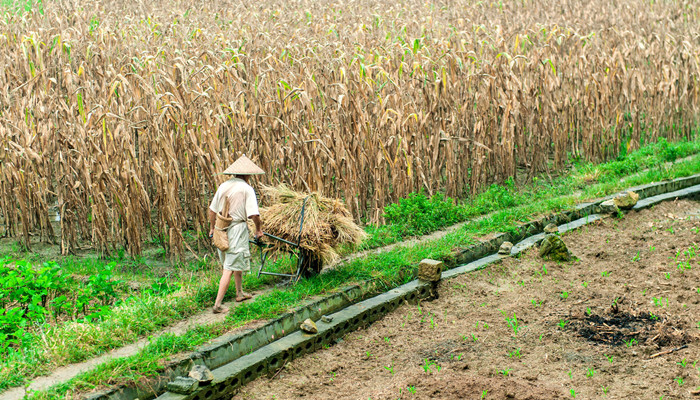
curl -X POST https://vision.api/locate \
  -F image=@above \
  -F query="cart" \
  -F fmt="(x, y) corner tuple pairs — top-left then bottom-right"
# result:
(249, 196), (311, 284)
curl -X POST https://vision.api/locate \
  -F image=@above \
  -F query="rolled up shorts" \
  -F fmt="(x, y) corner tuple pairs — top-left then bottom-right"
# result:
(217, 250), (251, 272)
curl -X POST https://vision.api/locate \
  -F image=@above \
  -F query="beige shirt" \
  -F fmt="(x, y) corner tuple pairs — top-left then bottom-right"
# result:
(209, 178), (260, 255)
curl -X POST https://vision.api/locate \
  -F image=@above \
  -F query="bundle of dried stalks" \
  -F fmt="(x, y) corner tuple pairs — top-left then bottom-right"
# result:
(257, 185), (366, 266)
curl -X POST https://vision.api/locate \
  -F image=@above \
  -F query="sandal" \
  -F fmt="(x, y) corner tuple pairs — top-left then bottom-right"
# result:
(236, 293), (253, 302)
(212, 305), (229, 314)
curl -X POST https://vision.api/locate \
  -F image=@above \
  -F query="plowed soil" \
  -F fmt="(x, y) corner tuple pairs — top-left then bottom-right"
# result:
(239, 200), (700, 400)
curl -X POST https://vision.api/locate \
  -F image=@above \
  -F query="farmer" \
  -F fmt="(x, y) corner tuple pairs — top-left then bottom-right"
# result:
(208, 155), (264, 314)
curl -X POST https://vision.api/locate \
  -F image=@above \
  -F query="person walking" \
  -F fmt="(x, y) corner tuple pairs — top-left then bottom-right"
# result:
(208, 155), (264, 314)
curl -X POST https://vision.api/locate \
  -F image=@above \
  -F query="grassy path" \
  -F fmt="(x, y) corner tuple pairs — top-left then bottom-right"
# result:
(0, 295), (242, 400)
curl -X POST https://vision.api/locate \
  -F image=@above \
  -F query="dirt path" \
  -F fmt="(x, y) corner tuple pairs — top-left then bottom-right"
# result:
(241, 200), (700, 400)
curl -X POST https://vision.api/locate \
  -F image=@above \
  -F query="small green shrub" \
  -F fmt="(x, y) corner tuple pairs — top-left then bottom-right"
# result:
(473, 178), (519, 212)
(0, 257), (126, 354)
(383, 191), (467, 235)
(658, 137), (680, 163)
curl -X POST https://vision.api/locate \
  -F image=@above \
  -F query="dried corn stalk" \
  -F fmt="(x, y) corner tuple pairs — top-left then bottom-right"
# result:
(0, 0), (697, 257)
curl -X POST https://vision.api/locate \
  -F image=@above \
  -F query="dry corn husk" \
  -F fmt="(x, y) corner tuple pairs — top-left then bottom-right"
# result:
(0, 0), (696, 259)
(253, 185), (366, 266)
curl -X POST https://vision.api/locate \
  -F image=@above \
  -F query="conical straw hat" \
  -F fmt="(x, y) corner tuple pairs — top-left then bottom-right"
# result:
(223, 155), (265, 175)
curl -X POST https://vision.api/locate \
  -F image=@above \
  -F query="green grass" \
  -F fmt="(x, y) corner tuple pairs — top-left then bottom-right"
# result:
(6, 137), (700, 398)
(1, 0), (42, 14)
(0, 249), (311, 392)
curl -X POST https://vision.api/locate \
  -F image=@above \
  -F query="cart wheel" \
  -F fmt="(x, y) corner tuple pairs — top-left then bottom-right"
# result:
(299, 250), (323, 278)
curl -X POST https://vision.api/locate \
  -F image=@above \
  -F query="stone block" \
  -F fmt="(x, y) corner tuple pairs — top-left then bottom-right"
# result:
(614, 191), (639, 209)
(300, 318), (318, 334)
(544, 223), (558, 234)
(189, 365), (214, 385)
(599, 199), (620, 214)
(166, 376), (199, 394)
(498, 241), (513, 255)
(539, 235), (572, 262)
(418, 259), (443, 282)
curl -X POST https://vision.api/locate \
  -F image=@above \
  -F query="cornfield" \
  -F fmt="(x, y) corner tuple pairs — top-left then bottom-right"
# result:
(0, 0), (698, 258)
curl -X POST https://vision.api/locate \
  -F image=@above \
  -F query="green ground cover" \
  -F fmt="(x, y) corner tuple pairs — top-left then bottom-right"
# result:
(1, 0), (42, 14)
(2, 137), (699, 398)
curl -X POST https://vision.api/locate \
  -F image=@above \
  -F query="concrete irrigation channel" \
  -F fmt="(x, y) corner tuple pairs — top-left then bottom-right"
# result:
(87, 174), (700, 400)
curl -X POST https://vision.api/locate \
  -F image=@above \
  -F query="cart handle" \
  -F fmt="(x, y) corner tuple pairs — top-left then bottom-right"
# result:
(250, 232), (299, 248)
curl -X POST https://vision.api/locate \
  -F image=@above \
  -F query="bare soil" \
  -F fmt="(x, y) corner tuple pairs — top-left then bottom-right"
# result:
(240, 200), (700, 400)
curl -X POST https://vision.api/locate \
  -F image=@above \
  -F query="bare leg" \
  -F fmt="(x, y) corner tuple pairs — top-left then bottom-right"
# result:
(214, 270), (233, 308)
(234, 271), (252, 301)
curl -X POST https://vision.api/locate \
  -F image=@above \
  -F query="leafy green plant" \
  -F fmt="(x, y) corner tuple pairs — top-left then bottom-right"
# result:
(422, 358), (440, 373)
(652, 297), (667, 307)
(383, 191), (468, 236)
(383, 364), (394, 374)
(501, 311), (520, 335)
(631, 251), (641, 262)
(507, 348), (521, 359)
(143, 276), (180, 297)
(611, 297), (621, 307)
(0, 258), (124, 354)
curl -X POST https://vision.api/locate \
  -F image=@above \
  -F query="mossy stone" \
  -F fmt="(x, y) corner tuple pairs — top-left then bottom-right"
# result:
(539, 235), (572, 262)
